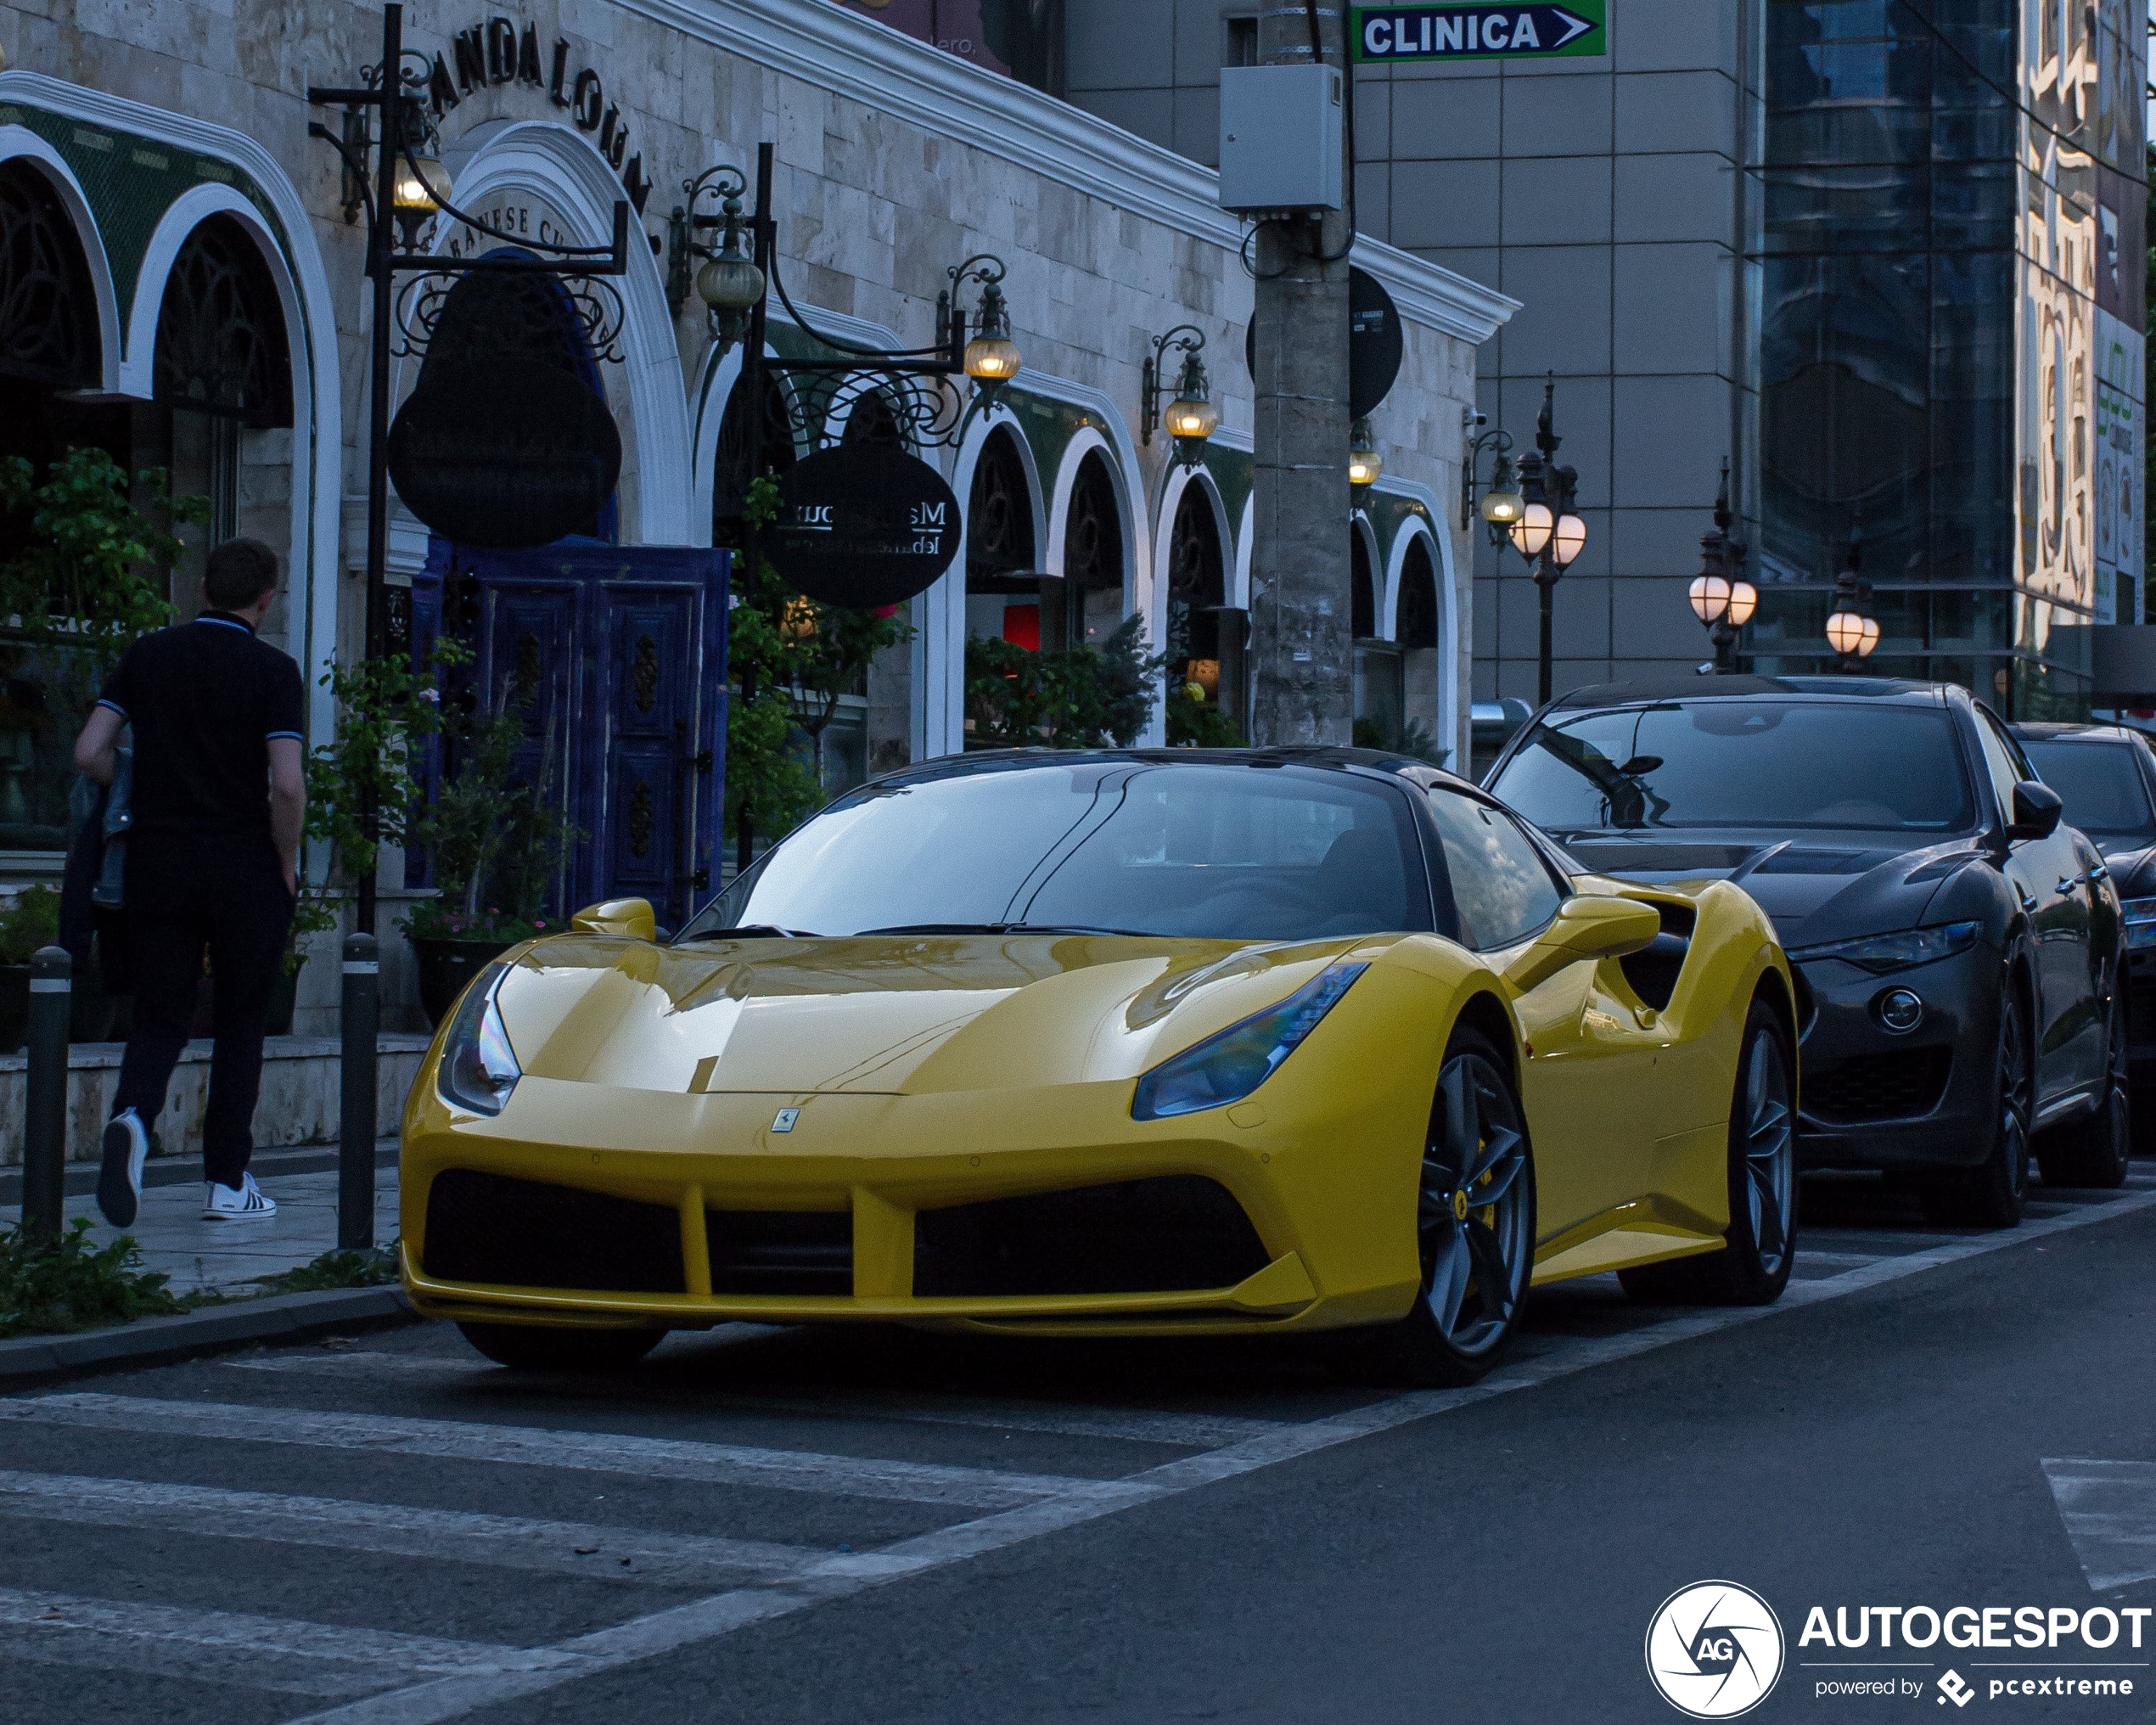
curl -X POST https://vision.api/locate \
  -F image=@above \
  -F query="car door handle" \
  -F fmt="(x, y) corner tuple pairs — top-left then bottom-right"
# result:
(2058, 876), (2084, 896)
(2088, 863), (2109, 882)
(2018, 890), (2039, 913)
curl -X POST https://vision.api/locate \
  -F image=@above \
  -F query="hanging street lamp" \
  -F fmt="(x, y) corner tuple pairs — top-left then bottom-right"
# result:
(1141, 325), (1220, 469)
(1824, 520), (1878, 671)
(1460, 407), (1526, 537)
(1347, 416), (1384, 489)
(1687, 459), (1756, 673)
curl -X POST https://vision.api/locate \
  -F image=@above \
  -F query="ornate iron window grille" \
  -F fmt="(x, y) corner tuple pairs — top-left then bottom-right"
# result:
(0, 160), (99, 389)
(153, 215), (295, 427)
(966, 430), (1036, 589)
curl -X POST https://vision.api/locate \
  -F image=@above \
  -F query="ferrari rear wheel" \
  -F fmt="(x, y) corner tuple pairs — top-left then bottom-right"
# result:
(1619, 1000), (1795, 1306)
(457, 1322), (665, 1372)
(1364, 1027), (1536, 1387)
(2035, 993), (2131, 1190)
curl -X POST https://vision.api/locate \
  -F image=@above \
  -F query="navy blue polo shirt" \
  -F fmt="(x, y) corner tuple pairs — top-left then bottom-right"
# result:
(97, 613), (306, 845)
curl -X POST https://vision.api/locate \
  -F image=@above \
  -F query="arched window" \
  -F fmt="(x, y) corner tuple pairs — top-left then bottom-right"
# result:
(966, 427), (1035, 587)
(153, 215), (291, 427)
(1165, 481), (1224, 677)
(1350, 525), (1376, 639)
(1396, 537), (1439, 649)
(1065, 451), (1123, 599)
(0, 160), (98, 388)
(712, 368), (795, 552)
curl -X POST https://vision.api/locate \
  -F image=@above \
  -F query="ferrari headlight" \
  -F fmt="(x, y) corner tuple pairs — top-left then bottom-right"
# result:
(1788, 920), (1981, 975)
(2123, 896), (2156, 950)
(438, 961), (520, 1115)
(1131, 961), (1367, 1121)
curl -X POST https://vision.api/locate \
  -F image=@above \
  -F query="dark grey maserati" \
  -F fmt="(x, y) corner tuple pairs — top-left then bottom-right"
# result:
(1485, 676), (2129, 1226)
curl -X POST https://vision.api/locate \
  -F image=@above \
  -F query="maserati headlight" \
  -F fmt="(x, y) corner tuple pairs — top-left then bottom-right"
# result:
(2123, 896), (2156, 950)
(1132, 961), (1367, 1121)
(1788, 920), (1982, 975)
(438, 961), (521, 1115)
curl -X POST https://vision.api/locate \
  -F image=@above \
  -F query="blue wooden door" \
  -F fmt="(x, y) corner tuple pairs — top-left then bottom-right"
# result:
(412, 542), (729, 931)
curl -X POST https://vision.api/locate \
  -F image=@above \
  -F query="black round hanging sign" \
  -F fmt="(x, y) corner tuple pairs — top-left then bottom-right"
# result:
(1241, 265), (1405, 419)
(387, 363), (622, 549)
(766, 444), (961, 609)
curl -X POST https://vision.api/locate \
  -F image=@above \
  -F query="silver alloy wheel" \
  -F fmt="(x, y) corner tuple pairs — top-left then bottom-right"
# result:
(1418, 1049), (1532, 1357)
(1743, 1028), (1794, 1279)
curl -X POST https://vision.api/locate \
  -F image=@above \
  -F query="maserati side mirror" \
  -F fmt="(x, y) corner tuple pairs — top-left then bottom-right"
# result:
(2006, 780), (2063, 844)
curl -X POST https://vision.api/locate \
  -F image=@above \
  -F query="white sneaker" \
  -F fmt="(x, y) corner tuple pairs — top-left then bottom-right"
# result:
(97, 1110), (149, 1228)
(203, 1172), (277, 1221)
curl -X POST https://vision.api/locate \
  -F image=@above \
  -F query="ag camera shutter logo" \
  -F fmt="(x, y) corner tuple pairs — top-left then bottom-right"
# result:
(1646, 1581), (1786, 1718)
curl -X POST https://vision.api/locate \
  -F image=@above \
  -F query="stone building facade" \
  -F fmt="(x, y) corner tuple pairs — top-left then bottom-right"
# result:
(0, 0), (1510, 1024)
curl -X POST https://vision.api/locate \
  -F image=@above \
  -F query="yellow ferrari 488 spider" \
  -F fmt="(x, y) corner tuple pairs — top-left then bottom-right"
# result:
(401, 747), (1799, 1384)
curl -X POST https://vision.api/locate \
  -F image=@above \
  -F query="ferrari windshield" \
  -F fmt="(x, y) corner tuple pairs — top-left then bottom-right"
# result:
(1491, 700), (1977, 834)
(2020, 739), (2156, 844)
(678, 760), (1431, 941)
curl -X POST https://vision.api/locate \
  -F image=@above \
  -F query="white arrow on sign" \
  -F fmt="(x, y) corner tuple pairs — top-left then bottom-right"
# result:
(1548, 7), (1595, 48)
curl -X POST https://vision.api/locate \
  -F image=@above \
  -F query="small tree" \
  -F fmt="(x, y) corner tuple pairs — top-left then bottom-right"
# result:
(965, 615), (1164, 747)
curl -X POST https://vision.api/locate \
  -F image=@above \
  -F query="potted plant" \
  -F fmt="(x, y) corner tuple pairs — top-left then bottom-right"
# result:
(0, 885), (59, 1053)
(403, 690), (573, 1025)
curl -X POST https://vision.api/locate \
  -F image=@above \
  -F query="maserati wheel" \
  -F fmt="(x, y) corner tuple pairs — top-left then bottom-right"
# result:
(1367, 1027), (1536, 1386)
(2036, 994), (2131, 1189)
(457, 1322), (665, 1372)
(1923, 980), (2031, 1229)
(1620, 999), (1796, 1306)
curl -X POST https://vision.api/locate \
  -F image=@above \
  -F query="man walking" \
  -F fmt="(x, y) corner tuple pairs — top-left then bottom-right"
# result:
(75, 537), (306, 1225)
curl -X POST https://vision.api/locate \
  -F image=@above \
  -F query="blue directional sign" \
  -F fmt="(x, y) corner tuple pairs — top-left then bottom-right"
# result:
(1350, 4), (1605, 62)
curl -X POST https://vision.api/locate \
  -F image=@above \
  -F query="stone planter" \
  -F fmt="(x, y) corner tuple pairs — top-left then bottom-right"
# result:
(412, 936), (516, 1028)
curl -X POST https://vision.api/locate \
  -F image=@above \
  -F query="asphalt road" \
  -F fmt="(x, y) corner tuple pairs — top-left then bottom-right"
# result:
(4, 1168), (2153, 1725)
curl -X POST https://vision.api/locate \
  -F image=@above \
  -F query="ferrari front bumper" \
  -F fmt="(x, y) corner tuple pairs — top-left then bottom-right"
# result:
(399, 1074), (1423, 1337)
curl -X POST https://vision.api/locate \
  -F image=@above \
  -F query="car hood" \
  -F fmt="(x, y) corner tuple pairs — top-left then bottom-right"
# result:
(2093, 840), (2156, 900)
(483, 931), (1370, 1097)
(1548, 829), (1980, 949)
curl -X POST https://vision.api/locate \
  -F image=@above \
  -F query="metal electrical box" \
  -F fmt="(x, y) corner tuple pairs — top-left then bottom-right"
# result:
(1217, 65), (1344, 214)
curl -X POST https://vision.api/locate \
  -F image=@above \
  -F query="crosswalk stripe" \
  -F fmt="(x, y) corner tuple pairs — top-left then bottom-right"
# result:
(2041, 1458), (2156, 1591)
(224, 1352), (1286, 1449)
(0, 1394), (1124, 1510)
(0, 1586), (587, 1699)
(0, 1469), (893, 1590)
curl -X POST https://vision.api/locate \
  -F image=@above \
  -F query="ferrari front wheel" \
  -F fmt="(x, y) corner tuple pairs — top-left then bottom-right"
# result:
(457, 1321), (665, 1372)
(1620, 999), (1796, 1306)
(1365, 1027), (1536, 1387)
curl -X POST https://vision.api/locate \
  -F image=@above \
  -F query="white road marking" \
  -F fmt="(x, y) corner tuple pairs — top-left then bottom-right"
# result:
(0, 1396), (1126, 1510)
(1791, 1250), (1887, 1267)
(2042, 1458), (2156, 1591)
(280, 1174), (2156, 1725)
(0, 1469), (879, 1590)
(0, 1585), (590, 1699)
(224, 1352), (1285, 1450)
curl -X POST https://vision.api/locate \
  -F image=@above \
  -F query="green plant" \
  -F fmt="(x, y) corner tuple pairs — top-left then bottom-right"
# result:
(0, 1217), (180, 1337)
(0, 884), (59, 965)
(1352, 714), (1451, 767)
(257, 1242), (401, 1292)
(965, 615), (1165, 748)
(725, 475), (916, 852)
(0, 447), (206, 671)
(1165, 686), (1244, 748)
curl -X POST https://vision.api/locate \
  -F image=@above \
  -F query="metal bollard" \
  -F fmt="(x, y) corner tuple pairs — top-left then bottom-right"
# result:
(22, 945), (70, 1244)
(338, 932), (379, 1252)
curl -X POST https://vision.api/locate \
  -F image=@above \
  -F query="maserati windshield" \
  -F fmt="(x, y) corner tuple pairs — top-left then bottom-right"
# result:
(677, 760), (1432, 941)
(1491, 700), (1977, 834)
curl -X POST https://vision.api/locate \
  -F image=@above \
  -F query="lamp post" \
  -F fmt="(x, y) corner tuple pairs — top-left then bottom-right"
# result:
(1823, 520), (1878, 671)
(308, 3), (632, 933)
(1508, 376), (1586, 706)
(1141, 326), (1219, 469)
(1460, 408), (1526, 537)
(1686, 460), (1757, 673)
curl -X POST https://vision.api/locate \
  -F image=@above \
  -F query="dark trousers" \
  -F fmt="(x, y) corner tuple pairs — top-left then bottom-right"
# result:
(114, 835), (293, 1189)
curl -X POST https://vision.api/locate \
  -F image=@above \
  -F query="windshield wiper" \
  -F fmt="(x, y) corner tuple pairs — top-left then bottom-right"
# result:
(855, 922), (1149, 937)
(680, 924), (821, 941)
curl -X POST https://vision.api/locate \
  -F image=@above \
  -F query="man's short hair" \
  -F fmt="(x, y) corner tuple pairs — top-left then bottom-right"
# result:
(203, 537), (280, 612)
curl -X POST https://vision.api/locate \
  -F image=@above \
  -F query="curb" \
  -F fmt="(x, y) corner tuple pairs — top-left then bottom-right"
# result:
(0, 1285), (423, 1387)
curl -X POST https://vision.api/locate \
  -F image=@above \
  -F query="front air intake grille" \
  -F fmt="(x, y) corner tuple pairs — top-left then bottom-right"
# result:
(423, 1170), (687, 1294)
(707, 1209), (852, 1295)
(913, 1176), (1270, 1298)
(1801, 1047), (1953, 1125)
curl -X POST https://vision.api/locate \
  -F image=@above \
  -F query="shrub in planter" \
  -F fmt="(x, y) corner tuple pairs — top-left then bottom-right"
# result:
(0, 885), (59, 1054)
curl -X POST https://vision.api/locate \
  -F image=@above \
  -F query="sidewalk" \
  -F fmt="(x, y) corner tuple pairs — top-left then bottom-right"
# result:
(56, 1142), (402, 1295)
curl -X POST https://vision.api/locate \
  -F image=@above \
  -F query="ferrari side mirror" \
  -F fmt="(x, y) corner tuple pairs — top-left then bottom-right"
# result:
(570, 897), (657, 941)
(1502, 895), (1662, 994)
(2005, 780), (2063, 844)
